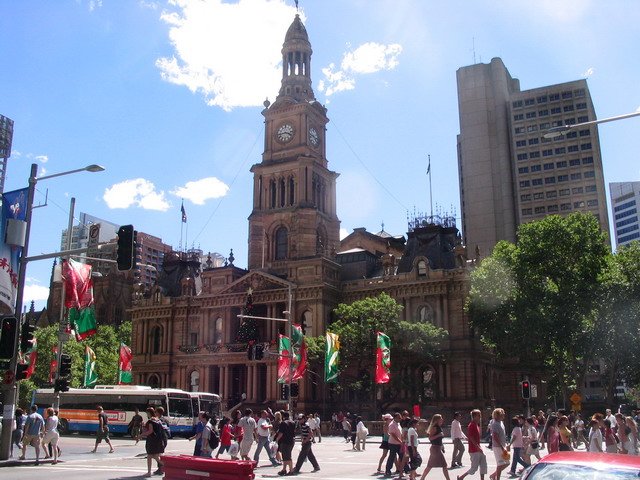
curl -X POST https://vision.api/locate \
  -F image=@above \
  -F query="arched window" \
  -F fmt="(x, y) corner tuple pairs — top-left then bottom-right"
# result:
(213, 317), (223, 344)
(151, 326), (163, 355)
(417, 260), (428, 276)
(270, 180), (276, 208)
(301, 310), (313, 335)
(148, 374), (161, 388)
(275, 227), (288, 260)
(190, 370), (200, 392)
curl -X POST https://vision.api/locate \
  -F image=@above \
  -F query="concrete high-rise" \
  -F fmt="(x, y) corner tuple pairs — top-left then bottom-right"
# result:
(457, 58), (610, 255)
(610, 182), (640, 248)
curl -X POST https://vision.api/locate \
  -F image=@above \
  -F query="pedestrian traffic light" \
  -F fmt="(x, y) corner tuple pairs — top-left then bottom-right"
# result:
(20, 323), (36, 352)
(55, 378), (70, 392)
(116, 225), (136, 271)
(290, 383), (299, 398)
(16, 363), (29, 381)
(254, 343), (264, 360)
(0, 316), (17, 360)
(247, 343), (255, 360)
(280, 383), (289, 400)
(59, 353), (72, 377)
(521, 380), (531, 399)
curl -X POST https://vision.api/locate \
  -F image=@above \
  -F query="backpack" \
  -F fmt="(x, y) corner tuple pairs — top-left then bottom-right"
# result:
(209, 425), (220, 450)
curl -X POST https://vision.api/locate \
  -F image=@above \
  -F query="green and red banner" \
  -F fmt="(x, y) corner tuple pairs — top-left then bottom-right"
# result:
(277, 334), (291, 383)
(118, 343), (133, 384)
(375, 332), (391, 384)
(291, 324), (306, 380)
(63, 258), (97, 340)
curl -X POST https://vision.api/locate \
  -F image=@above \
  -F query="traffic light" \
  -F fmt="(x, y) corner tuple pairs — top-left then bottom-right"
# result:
(20, 323), (36, 352)
(59, 353), (72, 377)
(55, 378), (70, 392)
(0, 316), (17, 359)
(247, 343), (255, 360)
(521, 380), (531, 399)
(254, 343), (264, 360)
(16, 363), (29, 381)
(290, 383), (299, 398)
(280, 383), (289, 400)
(117, 225), (136, 271)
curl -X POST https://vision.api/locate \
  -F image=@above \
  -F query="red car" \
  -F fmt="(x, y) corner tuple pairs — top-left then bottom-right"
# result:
(522, 451), (640, 479)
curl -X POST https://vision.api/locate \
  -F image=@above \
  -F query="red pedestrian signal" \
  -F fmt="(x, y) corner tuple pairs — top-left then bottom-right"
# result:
(521, 380), (531, 399)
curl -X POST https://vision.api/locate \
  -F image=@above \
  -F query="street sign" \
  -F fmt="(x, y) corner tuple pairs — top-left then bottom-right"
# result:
(531, 384), (538, 398)
(88, 223), (100, 256)
(570, 393), (582, 404)
(572, 403), (581, 411)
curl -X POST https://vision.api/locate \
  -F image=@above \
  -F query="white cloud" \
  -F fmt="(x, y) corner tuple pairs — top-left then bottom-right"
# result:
(24, 284), (50, 303)
(339, 228), (349, 240)
(103, 178), (170, 211)
(172, 177), (229, 205)
(636, 105), (640, 112)
(156, 0), (297, 111)
(320, 42), (402, 97)
(582, 67), (594, 77)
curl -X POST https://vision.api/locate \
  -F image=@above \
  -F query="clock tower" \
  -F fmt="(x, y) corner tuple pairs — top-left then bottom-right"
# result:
(248, 15), (340, 281)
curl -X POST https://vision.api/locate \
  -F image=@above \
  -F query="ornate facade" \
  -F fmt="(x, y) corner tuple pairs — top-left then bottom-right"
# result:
(131, 15), (528, 417)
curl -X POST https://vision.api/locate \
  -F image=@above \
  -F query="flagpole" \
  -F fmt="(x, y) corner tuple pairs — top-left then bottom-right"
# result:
(428, 155), (433, 219)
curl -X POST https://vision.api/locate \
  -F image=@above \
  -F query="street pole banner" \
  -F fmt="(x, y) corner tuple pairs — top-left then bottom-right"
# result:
(118, 343), (133, 384)
(84, 345), (98, 387)
(277, 334), (291, 383)
(376, 332), (391, 384)
(0, 188), (28, 311)
(324, 331), (339, 383)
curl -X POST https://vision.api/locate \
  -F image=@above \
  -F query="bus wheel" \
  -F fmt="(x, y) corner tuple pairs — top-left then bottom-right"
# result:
(58, 418), (69, 435)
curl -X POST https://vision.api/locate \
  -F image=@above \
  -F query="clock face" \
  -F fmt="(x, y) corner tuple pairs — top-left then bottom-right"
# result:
(309, 127), (319, 146)
(277, 124), (295, 143)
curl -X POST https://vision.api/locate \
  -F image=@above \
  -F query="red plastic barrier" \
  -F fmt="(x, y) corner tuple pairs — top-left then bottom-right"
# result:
(161, 455), (255, 480)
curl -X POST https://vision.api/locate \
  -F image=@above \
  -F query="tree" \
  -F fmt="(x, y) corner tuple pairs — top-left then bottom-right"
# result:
(307, 292), (448, 405)
(18, 321), (132, 409)
(467, 213), (610, 400)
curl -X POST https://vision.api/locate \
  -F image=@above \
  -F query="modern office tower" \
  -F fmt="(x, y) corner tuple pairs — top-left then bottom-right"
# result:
(60, 212), (119, 251)
(610, 182), (640, 247)
(457, 57), (610, 256)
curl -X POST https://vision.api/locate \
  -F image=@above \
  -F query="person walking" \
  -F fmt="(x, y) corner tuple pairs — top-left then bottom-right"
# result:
(356, 416), (368, 451)
(604, 419), (618, 453)
(626, 417), (638, 455)
(457, 409), (487, 480)
(41, 408), (60, 465)
(523, 417), (541, 465)
(291, 413), (320, 475)
(91, 406), (114, 453)
(342, 415), (351, 443)
(489, 408), (509, 480)
(420, 414), (451, 480)
(507, 417), (529, 478)
(407, 418), (422, 480)
(216, 417), (233, 458)
(12, 408), (25, 457)
(588, 418), (603, 452)
(543, 416), (559, 454)
(141, 407), (164, 477)
(385, 413), (403, 477)
(313, 413), (322, 443)
(558, 416), (573, 452)
(377, 414), (392, 474)
(275, 411), (296, 476)
(451, 412), (467, 469)
(19, 405), (45, 462)
(238, 408), (257, 461)
(254, 410), (279, 466)
(129, 408), (144, 445)
(189, 411), (205, 456)
(573, 413), (587, 449)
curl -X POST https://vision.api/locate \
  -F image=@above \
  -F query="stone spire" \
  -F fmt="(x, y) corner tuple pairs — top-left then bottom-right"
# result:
(278, 14), (314, 102)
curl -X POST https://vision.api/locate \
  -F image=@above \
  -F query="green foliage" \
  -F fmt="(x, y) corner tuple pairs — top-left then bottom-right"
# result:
(18, 321), (132, 409)
(307, 292), (448, 398)
(467, 213), (640, 400)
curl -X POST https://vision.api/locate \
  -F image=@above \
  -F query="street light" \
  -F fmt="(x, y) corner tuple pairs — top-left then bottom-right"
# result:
(542, 111), (640, 139)
(0, 162), (105, 460)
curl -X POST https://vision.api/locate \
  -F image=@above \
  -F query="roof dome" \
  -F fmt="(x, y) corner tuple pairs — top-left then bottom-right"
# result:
(284, 14), (309, 43)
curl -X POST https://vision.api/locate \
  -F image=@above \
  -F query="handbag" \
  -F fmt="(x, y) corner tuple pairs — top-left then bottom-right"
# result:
(531, 441), (539, 449)
(502, 450), (511, 461)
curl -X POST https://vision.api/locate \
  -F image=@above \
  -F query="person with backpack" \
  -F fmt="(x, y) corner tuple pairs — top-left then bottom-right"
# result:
(201, 413), (220, 457)
(142, 407), (164, 477)
(155, 407), (171, 449)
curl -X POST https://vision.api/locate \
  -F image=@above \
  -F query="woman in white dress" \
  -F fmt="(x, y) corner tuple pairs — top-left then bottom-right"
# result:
(588, 418), (603, 453)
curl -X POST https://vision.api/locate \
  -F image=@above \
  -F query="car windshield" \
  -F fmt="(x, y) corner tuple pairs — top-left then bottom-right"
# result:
(528, 463), (640, 480)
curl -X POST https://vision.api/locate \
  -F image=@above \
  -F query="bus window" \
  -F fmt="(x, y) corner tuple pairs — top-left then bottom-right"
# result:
(168, 396), (192, 418)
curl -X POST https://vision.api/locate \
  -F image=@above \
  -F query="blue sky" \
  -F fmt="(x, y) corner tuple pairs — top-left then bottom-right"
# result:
(1, 0), (639, 311)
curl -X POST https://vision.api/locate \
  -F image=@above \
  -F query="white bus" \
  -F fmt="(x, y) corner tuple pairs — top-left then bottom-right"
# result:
(32, 385), (222, 436)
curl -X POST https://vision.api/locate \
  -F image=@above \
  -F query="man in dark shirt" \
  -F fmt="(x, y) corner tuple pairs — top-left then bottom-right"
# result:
(291, 413), (320, 475)
(91, 406), (114, 453)
(276, 411), (296, 476)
